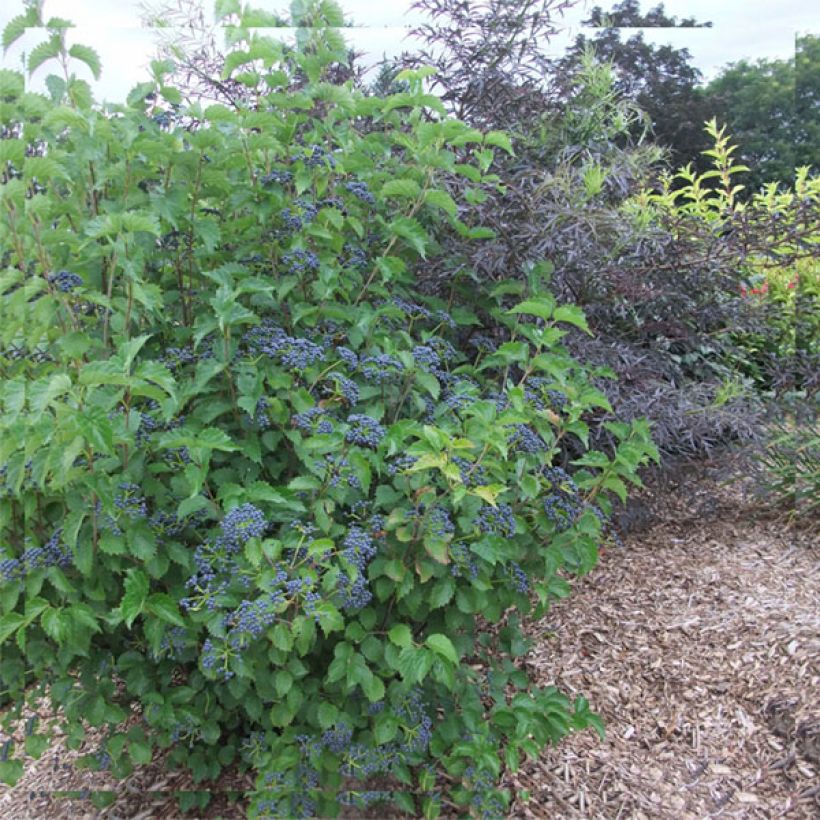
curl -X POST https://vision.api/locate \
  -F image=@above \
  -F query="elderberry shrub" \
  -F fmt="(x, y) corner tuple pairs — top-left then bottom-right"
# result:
(0, 4), (657, 818)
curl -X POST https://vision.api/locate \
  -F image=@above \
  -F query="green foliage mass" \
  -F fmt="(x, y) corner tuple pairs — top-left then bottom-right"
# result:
(0, 1), (659, 816)
(704, 35), (820, 194)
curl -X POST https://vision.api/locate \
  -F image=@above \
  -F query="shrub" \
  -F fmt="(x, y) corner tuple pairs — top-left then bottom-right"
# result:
(752, 404), (820, 522)
(0, 2), (658, 816)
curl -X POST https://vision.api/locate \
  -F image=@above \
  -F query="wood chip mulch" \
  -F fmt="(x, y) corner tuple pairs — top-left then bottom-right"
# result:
(1, 464), (817, 819)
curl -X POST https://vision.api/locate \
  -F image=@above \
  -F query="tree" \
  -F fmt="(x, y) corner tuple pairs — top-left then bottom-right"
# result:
(554, 0), (714, 169)
(704, 35), (819, 192)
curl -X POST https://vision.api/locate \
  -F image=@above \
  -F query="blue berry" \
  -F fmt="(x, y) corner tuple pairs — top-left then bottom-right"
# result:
(508, 424), (546, 454)
(476, 503), (516, 537)
(293, 406), (334, 434)
(222, 503), (268, 545)
(48, 270), (83, 292)
(360, 354), (404, 384)
(344, 180), (375, 204)
(345, 414), (385, 449)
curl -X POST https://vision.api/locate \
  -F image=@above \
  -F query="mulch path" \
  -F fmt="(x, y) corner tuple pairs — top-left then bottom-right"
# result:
(1, 461), (817, 819)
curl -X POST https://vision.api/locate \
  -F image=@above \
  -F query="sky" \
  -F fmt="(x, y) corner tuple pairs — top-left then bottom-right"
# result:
(0, 0), (817, 105)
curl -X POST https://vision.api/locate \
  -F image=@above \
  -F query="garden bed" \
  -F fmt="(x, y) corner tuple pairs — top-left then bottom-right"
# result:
(2, 464), (817, 819)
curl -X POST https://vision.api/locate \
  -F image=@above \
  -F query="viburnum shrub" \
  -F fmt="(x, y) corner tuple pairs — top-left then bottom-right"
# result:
(0, 2), (658, 816)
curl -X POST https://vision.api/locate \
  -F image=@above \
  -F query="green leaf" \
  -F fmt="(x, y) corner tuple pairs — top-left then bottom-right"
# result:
(68, 44), (101, 80)
(425, 634), (459, 665)
(120, 569), (149, 628)
(24, 734), (49, 759)
(28, 36), (61, 76)
(484, 130), (514, 155)
(0, 760), (24, 787)
(146, 594), (186, 628)
(317, 702), (338, 729)
(552, 305), (591, 334)
(508, 297), (555, 322)
(423, 188), (458, 216)
(428, 577), (455, 608)
(128, 740), (153, 765)
(362, 674), (385, 703)
(389, 216), (428, 258)
(381, 179), (421, 199)
(3, 14), (32, 53)
(126, 81), (156, 107)
(0, 613), (24, 645)
(396, 646), (433, 684)
(388, 624), (413, 648)
(374, 714), (398, 744)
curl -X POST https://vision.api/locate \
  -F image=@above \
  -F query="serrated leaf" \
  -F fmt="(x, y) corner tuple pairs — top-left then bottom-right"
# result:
(146, 593), (186, 627)
(317, 702), (338, 729)
(120, 569), (149, 628)
(388, 624), (413, 648)
(508, 297), (555, 322)
(425, 633), (458, 665)
(3, 15), (31, 53)
(0, 613), (24, 645)
(68, 44), (101, 80)
(484, 130), (514, 155)
(381, 179), (421, 199)
(28, 37), (61, 76)
(552, 305), (591, 334)
(423, 188), (458, 216)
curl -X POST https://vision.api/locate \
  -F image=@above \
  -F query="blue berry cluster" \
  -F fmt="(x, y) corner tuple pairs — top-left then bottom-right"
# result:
(344, 180), (375, 205)
(335, 346), (358, 369)
(542, 466), (582, 530)
(344, 414), (385, 449)
(338, 526), (376, 610)
(359, 353), (404, 384)
(113, 482), (148, 519)
(468, 333), (498, 353)
(147, 510), (182, 540)
(248, 397), (273, 429)
(476, 503), (516, 538)
(258, 764), (320, 818)
(425, 335), (458, 360)
(450, 542), (479, 579)
(160, 346), (198, 372)
(386, 454), (417, 476)
(507, 561), (529, 593)
(293, 406), (334, 434)
(260, 169), (293, 185)
(225, 594), (283, 649)
(452, 456), (487, 486)
(422, 505), (455, 538)
(243, 320), (325, 370)
(282, 249), (319, 274)
(201, 637), (234, 681)
(342, 244), (368, 269)
(0, 528), (71, 582)
(301, 691), (432, 780)
(151, 626), (189, 661)
(316, 454), (360, 489)
(390, 297), (432, 321)
(298, 144), (336, 169)
(321, 373), (359, 407)
(412, 345), (441, 370)
(280, 199), (319, 231)
(222, 503), (268, 545)
(48, 270), (83, 292)
(463, 767), (506, 820)
(508, 423), (547, 454)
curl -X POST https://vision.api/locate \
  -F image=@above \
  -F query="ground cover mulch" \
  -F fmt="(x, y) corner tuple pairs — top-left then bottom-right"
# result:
(1, 460), (817, 819)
